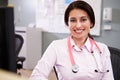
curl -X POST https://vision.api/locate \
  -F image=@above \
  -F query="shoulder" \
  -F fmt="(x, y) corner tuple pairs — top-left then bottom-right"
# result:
(50, 38), (67, 47)
(96, 41), (108, 48)
(95, 41), (110, 56)
(49, 38), (67, 48)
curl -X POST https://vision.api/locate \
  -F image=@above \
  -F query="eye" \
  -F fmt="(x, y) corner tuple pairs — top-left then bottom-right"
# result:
(81, 18), (87, 22)
(69, 19), (76, 22)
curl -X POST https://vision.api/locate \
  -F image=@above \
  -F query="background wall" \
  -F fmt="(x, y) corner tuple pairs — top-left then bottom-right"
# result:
(95, 0), (120, 49)
(8, 0), (36, 26)
(8, 0), (120, 54)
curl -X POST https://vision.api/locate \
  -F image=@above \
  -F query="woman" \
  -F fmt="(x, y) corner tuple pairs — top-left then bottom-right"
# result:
(29, 0), (114, 80)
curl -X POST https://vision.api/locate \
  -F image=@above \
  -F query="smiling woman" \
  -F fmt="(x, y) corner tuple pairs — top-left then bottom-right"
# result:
(29, 1), (114, 80)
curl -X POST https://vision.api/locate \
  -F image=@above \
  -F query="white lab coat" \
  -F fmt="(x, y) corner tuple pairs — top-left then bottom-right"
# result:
(29, 37), (114, 80)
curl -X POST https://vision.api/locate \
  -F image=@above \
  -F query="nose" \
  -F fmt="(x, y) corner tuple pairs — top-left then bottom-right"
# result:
(76, 21), (82, 28)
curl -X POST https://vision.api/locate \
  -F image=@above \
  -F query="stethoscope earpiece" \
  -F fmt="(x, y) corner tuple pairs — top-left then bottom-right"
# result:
(100, 51), (102, 54)
(94, 69), (109, 73)
(91, 51), (94, 53)
(94, 69), (98, 72)
(106, 70), (109, 72)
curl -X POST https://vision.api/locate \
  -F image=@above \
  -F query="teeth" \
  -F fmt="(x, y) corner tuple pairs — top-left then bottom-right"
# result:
(75, 30), (83, 33)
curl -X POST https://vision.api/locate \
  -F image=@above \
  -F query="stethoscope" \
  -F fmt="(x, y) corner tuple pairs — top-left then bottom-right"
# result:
(67, 36), (109, 73)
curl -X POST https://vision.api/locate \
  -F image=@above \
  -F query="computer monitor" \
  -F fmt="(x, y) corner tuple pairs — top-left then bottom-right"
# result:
(0, 7), (16, 72)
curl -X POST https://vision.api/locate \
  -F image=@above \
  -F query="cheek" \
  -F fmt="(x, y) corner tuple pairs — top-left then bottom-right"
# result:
(86, 26), (91, 31)
(86, 22), (92, 30)
(68, 23), (72, 30)
(68, 21), (71, 27)
(69, 26), (72, 31)
(69, 26), (74, 33)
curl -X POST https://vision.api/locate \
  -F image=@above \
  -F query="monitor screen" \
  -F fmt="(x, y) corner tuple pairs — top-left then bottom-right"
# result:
(0, 7), (16, 72)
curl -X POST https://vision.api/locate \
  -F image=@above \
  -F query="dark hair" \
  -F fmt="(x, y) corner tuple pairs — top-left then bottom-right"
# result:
(64, 0), (95, 28)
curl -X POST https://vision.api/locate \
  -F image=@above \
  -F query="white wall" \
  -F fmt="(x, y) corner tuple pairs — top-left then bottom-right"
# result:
(15, 27), (42, 69)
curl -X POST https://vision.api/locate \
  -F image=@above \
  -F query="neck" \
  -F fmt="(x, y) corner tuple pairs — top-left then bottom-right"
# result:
(72, 36), (88, 48)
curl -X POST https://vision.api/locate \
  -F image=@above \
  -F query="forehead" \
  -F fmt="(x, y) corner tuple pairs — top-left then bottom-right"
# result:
(69, 9), (88, 18)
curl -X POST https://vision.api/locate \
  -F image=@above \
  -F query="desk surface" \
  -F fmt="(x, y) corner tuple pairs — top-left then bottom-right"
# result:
(0, 69), (28, 80)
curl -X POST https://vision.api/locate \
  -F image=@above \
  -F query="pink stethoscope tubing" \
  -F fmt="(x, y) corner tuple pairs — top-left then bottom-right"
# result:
(67, 36), (75, 65)
(67, 36), (109, 73)
(67, 36), (101, 65)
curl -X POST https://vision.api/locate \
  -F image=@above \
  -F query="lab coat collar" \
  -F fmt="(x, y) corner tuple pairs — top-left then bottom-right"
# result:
(69, 37), (91, 52)
(84, 37), (92, 53)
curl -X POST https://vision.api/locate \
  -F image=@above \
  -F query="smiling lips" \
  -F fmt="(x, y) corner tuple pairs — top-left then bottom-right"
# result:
(74, 29), (84, 34)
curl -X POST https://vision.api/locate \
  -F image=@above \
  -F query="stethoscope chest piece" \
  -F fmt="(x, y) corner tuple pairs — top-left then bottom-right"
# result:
(72, 64), (79, 73)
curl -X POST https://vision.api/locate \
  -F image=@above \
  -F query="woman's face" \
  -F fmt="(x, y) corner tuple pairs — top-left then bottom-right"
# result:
(68, 9), (93, 40)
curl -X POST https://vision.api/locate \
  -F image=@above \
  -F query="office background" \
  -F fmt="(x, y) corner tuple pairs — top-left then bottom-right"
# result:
(8, 0), (120, 54)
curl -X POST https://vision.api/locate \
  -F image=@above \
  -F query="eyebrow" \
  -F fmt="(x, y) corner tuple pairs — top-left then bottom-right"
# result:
(69, 16), (88, 19)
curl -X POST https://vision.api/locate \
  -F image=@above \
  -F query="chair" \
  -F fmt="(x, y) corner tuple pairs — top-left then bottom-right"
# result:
(53, 66), (59, 80)
(15, 34), (26, 72)
(108, 46), (120, 80)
